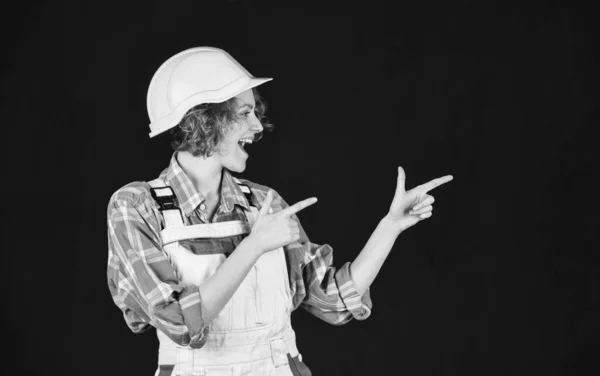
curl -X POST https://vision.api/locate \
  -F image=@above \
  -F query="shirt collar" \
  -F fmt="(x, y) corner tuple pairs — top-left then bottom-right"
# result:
(159, 152), (250, 217)
(220, 168), (251, 213)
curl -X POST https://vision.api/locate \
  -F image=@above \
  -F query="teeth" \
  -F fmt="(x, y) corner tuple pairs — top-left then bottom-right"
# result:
(238, 138), (253, 146)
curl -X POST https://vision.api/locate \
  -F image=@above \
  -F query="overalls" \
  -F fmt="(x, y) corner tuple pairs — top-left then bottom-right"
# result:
(148, 178), (308, 376)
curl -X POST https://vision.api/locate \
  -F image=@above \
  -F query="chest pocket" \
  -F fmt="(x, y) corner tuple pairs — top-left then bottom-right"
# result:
(178, 235), (245, 256)
(148, 178), (285, 332)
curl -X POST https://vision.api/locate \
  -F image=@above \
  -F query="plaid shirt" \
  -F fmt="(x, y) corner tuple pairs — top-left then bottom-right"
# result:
(106, 152), (372, 348)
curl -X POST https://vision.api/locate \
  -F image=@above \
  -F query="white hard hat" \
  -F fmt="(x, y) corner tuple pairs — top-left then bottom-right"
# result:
(146, 47), (272, 138)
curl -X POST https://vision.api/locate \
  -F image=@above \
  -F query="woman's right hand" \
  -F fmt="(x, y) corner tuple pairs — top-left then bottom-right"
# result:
(246, 190), (318, 255)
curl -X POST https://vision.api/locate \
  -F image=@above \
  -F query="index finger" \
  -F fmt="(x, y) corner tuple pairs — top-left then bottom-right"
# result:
(279, 197), (318, 217)
(258, 189), (274, 218)
(418, 175), (454, 194)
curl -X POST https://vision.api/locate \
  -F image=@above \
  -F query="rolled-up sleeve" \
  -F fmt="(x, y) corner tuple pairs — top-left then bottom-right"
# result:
(291, 241), (372, 325)
(273, 193), (373, 326)
(106, 186), (208, 348)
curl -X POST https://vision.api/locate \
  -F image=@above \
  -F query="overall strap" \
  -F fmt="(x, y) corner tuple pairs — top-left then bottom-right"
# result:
(148, 178), (184, 229)
(232, 177), (256, 208)
(162, 221), (252, 245)
(148, 178), (252, 245)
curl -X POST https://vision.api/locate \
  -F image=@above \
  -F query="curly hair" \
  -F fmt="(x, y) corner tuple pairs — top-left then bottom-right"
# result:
(169, 88), (273, 157)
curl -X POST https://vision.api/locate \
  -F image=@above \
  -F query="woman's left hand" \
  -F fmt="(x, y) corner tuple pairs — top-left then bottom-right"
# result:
(388, 166), (454, 232)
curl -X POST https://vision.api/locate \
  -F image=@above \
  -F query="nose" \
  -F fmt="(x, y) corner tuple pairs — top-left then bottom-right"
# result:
(251, 115), (263, 133)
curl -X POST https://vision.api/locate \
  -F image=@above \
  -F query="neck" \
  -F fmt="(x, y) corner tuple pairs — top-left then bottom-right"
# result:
(176, 151), (223, 199)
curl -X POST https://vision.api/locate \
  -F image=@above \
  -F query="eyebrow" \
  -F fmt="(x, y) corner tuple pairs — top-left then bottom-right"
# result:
(237, 102), (255, 110)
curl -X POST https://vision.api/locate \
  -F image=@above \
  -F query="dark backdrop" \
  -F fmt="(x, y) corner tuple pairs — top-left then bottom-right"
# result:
(2, 0), (599, 375)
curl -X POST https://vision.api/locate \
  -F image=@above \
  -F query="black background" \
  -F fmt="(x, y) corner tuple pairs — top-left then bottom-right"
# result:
(2, 0), (599, 375)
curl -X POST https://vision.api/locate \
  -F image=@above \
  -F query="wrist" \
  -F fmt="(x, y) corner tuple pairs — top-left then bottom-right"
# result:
(240, 235), (263, 258)
(382, 213), (406, 235)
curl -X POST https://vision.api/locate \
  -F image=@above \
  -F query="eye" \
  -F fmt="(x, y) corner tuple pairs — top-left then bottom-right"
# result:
(242, 111), (252, 117)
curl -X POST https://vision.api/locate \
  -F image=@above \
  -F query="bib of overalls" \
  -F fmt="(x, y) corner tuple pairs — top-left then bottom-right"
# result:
(148, 178), (300, 376)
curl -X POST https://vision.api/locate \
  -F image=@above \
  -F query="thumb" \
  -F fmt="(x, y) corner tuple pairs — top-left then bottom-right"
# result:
(258, 189), (274, 219)
(396, 166), (406, 194)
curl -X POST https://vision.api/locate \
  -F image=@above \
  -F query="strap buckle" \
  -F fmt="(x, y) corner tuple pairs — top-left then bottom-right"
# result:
(150, 186), (179, 211)
(237, 183), (255, 207)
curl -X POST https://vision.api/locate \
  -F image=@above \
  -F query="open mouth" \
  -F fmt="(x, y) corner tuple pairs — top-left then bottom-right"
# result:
(237, 137), (254, 153)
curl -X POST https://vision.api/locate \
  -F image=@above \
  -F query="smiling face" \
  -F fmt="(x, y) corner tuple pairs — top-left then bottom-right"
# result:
(216, 89), (264, 173)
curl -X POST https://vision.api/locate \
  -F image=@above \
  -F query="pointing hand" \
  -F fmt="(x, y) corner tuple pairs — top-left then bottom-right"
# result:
(388, 166), (453, 231)
(248, 190), (318, 254)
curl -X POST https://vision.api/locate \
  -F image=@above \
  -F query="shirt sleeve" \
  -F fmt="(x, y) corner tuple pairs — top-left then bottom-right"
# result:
(106, 184), (209, 348)
(273, 191), (373, 325)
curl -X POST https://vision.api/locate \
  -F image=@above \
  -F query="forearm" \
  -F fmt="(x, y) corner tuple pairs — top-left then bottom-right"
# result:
(198, 237), (261, 324)
(350, 214), (404, 296)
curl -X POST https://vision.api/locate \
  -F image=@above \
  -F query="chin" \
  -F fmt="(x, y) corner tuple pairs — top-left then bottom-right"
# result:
(225, 161), (247, 173)
(221, 150), (248, 173)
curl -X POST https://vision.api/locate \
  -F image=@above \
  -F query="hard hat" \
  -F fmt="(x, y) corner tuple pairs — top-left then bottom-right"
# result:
(146, 47), (272, 138)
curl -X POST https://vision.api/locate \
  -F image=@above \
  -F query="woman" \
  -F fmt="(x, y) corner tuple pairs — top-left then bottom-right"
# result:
(106, 46), (453, 375)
